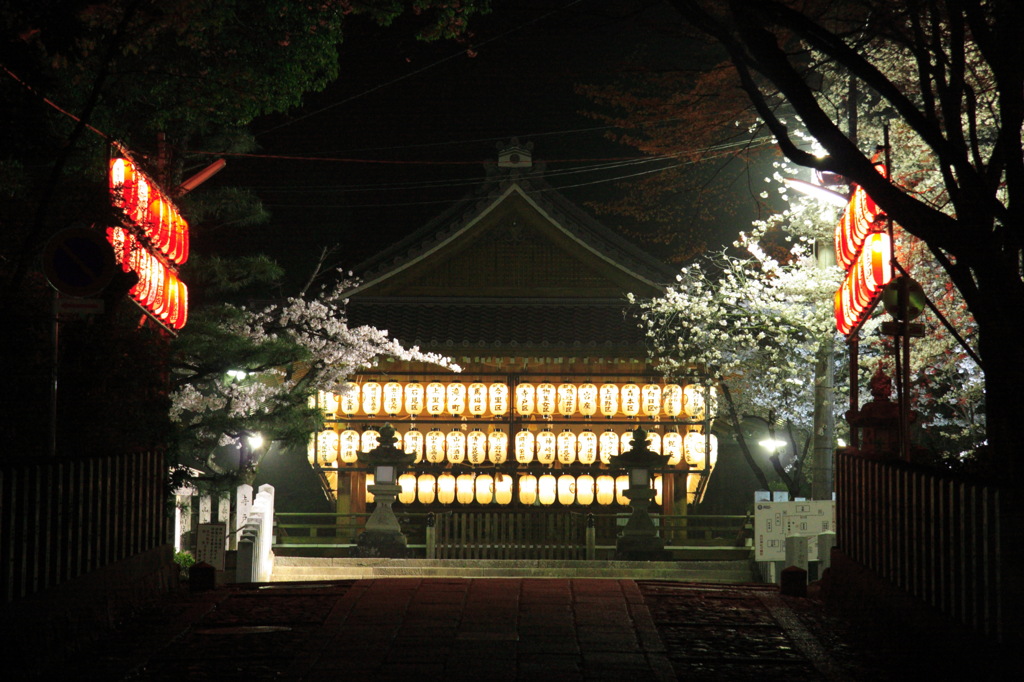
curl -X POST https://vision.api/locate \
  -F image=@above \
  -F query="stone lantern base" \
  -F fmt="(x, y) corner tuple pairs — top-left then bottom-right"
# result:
(355, 531), (412, 558)
(614, 534), (672, 562)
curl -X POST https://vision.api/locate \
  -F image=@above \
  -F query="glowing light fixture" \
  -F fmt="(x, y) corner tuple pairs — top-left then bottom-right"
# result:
(577, 429), (597, 465)
(557, 383), (577, 416)
(425, 428), (446, 464)
(515, 383), (535, 416)
(446, 429), (466, 464)
(467, 429), (487, 464)
(641, 384), (662, 417)
(383, 381), (403, 415)
(488, 429), (508, 464)
(404, 381), (424, 415)
(446, 381), (466, 416)
(426, 382), (446, 415)
(489, 382), (509, 415)
(536, 429), (556, 465)
(361, 381), (382, 415)
(538, 474), (557, 506)
(456, 474), (475, 504)
(599, 429), (619, 464)
(576, 475), (595, 506)
(662, 384), (683, 417)
(515, 429), (535, 464)
(621, 383), (641, 417)
(599, 383), (619, 417)
(398, 473), (416, 504)
(519, 474), (538, 505)
(437, 473), (456, 504)
(556, 429), (577, 465)
(578, 383), (598, 417)
(468, 382), (488, 416)
(475, 474), (494, 505)
(596, 475), (615, 505)
(557, 474), (576, 505)
(417, 474), (436, 504)
(536, 382), (556, 417)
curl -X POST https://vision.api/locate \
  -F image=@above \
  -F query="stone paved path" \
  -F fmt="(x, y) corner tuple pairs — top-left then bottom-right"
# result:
(28, 578), (984, 681)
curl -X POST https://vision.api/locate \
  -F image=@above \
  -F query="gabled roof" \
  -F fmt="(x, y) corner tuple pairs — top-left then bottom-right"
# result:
(344, 147), (675, 357)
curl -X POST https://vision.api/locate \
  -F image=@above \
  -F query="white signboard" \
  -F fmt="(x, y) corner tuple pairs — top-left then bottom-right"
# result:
(754, 500), (835, 562)
(196, 522), (227, 570)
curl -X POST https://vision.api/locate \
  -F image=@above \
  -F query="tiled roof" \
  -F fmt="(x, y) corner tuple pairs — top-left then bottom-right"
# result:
(347, 298), (649, 357)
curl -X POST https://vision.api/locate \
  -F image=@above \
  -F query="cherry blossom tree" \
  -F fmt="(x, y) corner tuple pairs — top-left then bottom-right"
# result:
(169, 261), (458, 480)
(670, 0), (1023, 482)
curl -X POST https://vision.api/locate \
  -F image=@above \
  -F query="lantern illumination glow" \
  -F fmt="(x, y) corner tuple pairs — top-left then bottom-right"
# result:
(514, 429), (535, 464)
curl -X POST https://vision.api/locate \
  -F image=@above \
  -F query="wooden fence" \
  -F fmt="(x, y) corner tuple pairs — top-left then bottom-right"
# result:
(431, 511), (587, 560)
(0, 452), (167, 602)
(836, 450), (1004, 640)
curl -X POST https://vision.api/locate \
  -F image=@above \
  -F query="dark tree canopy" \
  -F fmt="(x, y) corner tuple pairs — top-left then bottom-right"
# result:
(671, 0), (1023, 480)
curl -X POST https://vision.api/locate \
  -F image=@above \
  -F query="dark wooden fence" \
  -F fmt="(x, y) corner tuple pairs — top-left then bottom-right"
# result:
(433, 510), (587, 560)
(836, 450), (1004, 640)
(0, 452), (167, 602)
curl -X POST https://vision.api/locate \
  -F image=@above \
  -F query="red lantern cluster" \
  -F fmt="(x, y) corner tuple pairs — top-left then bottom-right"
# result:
(107, 226), (188, 328)
(107, 151), (189, 329)
(834, 232), (892, 335)
(833, 159), (893, 335)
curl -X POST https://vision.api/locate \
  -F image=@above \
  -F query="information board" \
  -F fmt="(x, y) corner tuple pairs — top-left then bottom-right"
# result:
(754, 500), (835, 561)
(196, 523), (227, 570)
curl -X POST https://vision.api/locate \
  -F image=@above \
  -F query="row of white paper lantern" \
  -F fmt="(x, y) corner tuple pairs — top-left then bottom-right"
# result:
(318, 381), (717, 419)
(310, 427), (718, 469)
(365, 472), (665, 507)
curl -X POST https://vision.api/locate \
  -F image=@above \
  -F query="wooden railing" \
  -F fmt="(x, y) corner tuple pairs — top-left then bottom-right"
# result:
(0, 452), (168, 602)
(836, 450), (1004, 640)
(432, 510), (587, 560)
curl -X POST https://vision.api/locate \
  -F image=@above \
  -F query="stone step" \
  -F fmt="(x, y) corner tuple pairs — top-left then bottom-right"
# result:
(268, 557), (757, 582)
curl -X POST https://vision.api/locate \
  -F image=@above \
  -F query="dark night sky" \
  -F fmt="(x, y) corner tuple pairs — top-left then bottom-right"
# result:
(192, 1), (752, 285)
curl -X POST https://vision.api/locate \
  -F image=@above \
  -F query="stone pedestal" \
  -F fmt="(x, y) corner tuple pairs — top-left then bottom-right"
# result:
(356, 483), (410, 558)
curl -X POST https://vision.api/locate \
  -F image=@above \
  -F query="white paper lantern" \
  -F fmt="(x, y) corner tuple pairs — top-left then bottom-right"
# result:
(467, 429), (487, 464)
(494, 474), (514, 505)
(576, 475), (595, 506)
(647, 431), (662, 454)
(437, 472), (456, 504)
(383, 381), (403, 415)
(557, 383), (577, 416)
(446, 429), (466, 464)
(488, 429), (508, 464)
(417, 474), (436, 504)
(456, 474), (475, 504)
(339, 429), (360, 464)
(578, 383), (598, 417)
(361, 381), (382, 415)
(361, 429), (379, 453)
(557, 474), (576, 505)
(515, 382), (535, 416)
(426, 382), (446, 415)
(615, 475), (629, 506)
(317, 430), (339, 465)
(489, 382), (509, 415)
(538, 474), (557, 506)
(599, 429), (619, 464)
(404, 428), (424, 463)
(339, 382), (359, 415)
(641, 384), (662, 418)
(365, 474), (374, 503)
(425, 429), (446, 463)
(468, 382), (488, 416)
(620, 383), (641, 417)
(446, 381), (466, 416)
(514, 429), (535, 464)
(599, 383), (619, 417)
(319, 390), (340, 416)
(596, 475), (615, 505)
(556, 429), (577, 465)
(398, 473), (416, 504)
(519, 474), (538, 505)
(663, 430), (683, 466)
(404, 381), (424, 415)
(577, 429), (598, 465)
(662, 383), (683, 417)
(475, 474), (494, 505)
(536, 429), (556, 465)
(536, 382), (556, 417)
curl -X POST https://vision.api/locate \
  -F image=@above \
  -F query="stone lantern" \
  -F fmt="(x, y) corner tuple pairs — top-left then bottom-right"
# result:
(356, 423), (416, 557)
(609, 426), (671, 560)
